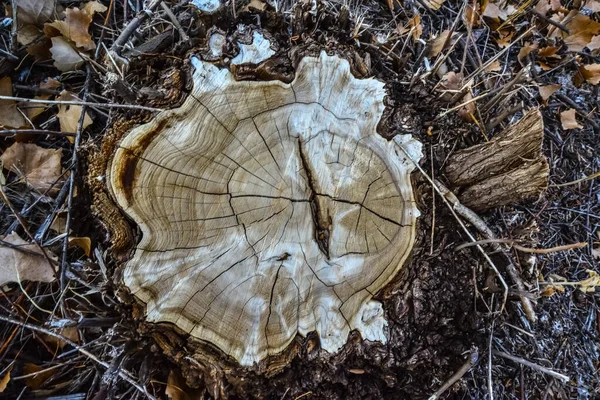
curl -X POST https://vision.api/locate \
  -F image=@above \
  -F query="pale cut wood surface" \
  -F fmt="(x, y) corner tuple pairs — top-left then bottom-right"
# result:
(108, 52), (422, 365)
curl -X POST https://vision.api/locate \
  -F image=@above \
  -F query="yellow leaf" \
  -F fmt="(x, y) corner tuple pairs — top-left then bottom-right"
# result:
(23, 363), (55, 390)
(421, 0), (445, 10)
(560, 108), (583, 130)
(409, 15), (422, 40)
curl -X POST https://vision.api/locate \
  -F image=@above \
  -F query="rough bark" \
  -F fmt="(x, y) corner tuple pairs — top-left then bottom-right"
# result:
(445, 109), (549, 210)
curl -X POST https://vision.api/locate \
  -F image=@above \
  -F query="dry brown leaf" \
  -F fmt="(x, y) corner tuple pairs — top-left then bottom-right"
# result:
(0, 233), (56, 286)
(539, 84), (561, 100)
(485, 60), (502, 72)
(518, 41), (538, 62)
(17, 24), (43, 46)
(579, 63), (600, 84)
(45, 7), (95, 50)
(463, 5), (481, 27)
(495, 29), (514, 48)
(82, 1), (108, 16)
(534, 0), (550, 15)
(1, 143), (63, 191)
(538, 46), (560, 58)
(540, 284), (565, 297)
(26, 38), (52, 61)
(0, 77), (27, 129)
(0, 365), (12, 393)
(409, 14), (422, 40)
(22, 363), (55, 390)
(56, 90), (93, 138)
(50, 36), (85, 71)
(550, 0), (562, 10)
(165, 370), (204, 400)
(20, 78), (60, 120)
(422, 0), (445, 10)
(428, 30), (455, 57)
(17, 0), (56, 26)
(564, 13), (600, 52)
(592, 246), (600, 260)
(45, 326), (80, 349)
(560, 108), (583, 130)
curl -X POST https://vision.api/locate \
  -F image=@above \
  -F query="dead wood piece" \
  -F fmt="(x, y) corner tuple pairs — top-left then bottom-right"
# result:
(444, 109), (549, 210)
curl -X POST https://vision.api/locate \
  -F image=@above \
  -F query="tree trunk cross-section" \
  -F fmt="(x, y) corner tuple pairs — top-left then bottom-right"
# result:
(108, 52), (423, 366)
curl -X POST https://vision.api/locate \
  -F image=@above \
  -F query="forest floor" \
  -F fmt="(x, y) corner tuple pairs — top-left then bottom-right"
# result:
(0, 0), (599, 399)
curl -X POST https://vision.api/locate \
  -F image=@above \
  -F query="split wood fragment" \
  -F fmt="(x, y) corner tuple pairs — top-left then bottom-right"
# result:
(445, 109), (549, 211)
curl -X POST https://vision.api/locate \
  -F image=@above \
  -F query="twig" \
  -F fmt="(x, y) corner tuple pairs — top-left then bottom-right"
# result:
(550, 171), (600, 187)
(480, 65), (529, 113)
(429, 348), (479, 400)
(0, 96), (163, 112)
(60, 66), (93, 306)
(394, 139), (509, 312)
(493, 351), (570, 382)
(0, 129), (76, 138)
(530, 8), (569, 33)
(434, 180), (537, 322)
(488, 320), (495, 400)
(456, 239), (587, 254)
(10, 0), (18, 54)
(111, 0), (163, 54)
(160, 2), (189, 42)
(0, 314), (157, 400)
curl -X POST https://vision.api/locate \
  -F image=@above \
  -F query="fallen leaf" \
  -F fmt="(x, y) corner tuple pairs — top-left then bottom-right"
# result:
(26, 38), (53, 61)
(409, 14), (422, 40)
(538, 46), (560, 58)
(483, 2), (516, 19)
(485, 60), (502, 72)
(518, 41), (538, 62)
(56, 90), (93, 138)
(0, 232), (56, 286)
(82, 1), (108, 16)
(165, 370), (204, 400)
(579, 63), (600, 84)
(1, 143), (63, 191)
(17, 24), (42, 46)
(45, 326), (80, 349)
(17, 0), (56, 26)
(592, 246), (600, 260)
(421, 0), (445, 10)
(495, 29), (514, 48)
(50, 36), (85, 71)
(534, 0), (550, 15)
(45, 8), (95, 50)
(463, 5), (481, 27)
(577, 270), (600, 293)
(564, 14), (600, 52)
(428, 30), (455, 57)
(588, 35), (600, 51)
(0, 77), (28, 128)
(539, 84), (561, 100)
(22, 363), (55, 390)
(540, 284), (565, 297)
(69, 237), (91, 257)
(560, 108), (583, 130)
(21, 78), (60, 120)
(0, 365), (12, 393)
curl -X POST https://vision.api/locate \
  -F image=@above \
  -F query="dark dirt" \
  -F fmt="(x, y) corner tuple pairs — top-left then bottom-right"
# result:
(1, 0), (599, 399)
